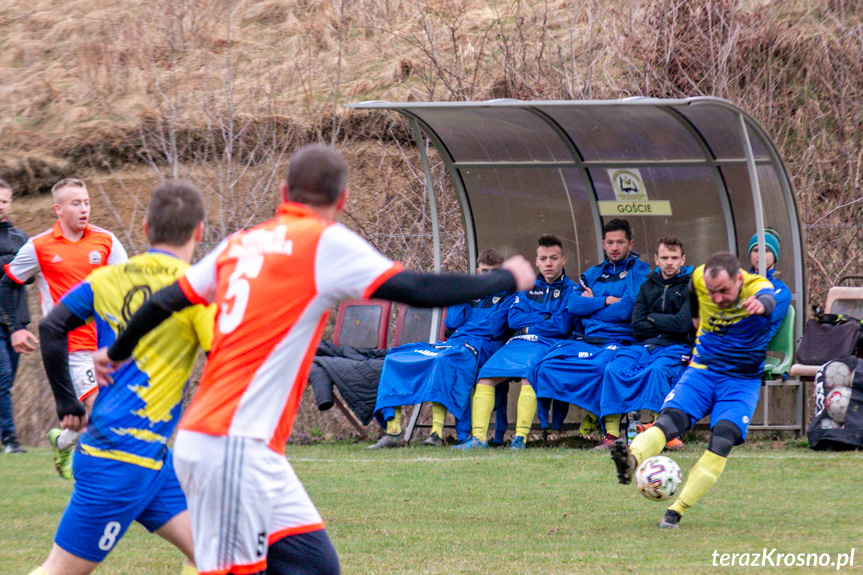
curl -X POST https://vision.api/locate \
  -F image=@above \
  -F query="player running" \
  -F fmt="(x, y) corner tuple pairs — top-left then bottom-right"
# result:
(93, 145), (534, 575)
(0, 178), (128, 477)
(611, 252), (778, 529)
(29, 182), (212, 575)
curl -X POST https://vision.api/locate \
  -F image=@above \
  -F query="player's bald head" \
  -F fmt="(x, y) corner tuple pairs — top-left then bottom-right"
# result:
(285, 145), (348, 207)
(705, 252), (740, 281)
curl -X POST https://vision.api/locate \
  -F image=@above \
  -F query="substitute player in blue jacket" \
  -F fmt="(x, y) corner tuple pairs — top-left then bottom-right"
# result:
(746, 228), (791, 340)
(455, 235), (576, 450)
(370, 249), (515, 448)
(534, 219), (650, 448)
(29, 182), (213, 575)
(600, 237), (693, 451)
(612, 252), (778, 530)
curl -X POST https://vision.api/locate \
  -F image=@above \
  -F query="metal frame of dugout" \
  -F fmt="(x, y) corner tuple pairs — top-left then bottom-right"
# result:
(346, 97), (807, 436)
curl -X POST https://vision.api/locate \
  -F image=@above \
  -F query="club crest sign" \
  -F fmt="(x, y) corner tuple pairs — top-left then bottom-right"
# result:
(599, 168), (672, 216)
(608, 168), (647, 201)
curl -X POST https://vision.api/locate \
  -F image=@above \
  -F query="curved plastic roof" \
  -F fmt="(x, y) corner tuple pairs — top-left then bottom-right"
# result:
(348, 97), (804, 337)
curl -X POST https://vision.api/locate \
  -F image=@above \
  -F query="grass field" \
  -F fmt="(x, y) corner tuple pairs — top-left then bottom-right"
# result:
(2, 441), (861, 574)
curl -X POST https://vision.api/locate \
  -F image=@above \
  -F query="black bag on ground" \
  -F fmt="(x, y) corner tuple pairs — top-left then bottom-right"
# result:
(795, 313), (863, 365)
(807, 357), (863, 451)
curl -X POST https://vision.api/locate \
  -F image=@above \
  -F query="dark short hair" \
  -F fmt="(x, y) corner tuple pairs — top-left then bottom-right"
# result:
(286, 145), (348, 207)
(146, 181), (206, 246)
(705, 252), (740, 280)
(603, 218), (632, 241)
(0, 179), (11, 192)
(656, 236), (685, 255)
(537, 235), (563, 250)
(477, 248), (504, 267)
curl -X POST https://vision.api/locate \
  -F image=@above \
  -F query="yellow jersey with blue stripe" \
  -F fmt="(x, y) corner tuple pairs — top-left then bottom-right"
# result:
(61, 250), (215, 469)
(690, 267), (775, 378)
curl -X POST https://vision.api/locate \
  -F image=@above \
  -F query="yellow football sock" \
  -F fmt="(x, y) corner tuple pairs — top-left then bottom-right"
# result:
(431, 402), (447, 436)
(630, 425), (666, 466)
(27, 568), (49, 575)
(471, 384), (495, 440)
(669, 450), (727, 515)
(603, 414), (622, 438)
(579, 412), (599, 435)
(181, 564), (199, 575)
(386, 406), (402, 436)
(515, 384), (537, 438)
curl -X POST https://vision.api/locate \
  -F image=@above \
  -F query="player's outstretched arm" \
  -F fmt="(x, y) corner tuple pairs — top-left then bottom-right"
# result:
(370, 255), (533, 307)
(38, 302), (87, 425)
(104, 282), (195, 365)
(743, 291), (776, 316)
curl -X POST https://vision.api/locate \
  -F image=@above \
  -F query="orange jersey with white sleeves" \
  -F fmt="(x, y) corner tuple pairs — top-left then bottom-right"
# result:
(177, 202), (402, 453)
(4, 221), (128, 352)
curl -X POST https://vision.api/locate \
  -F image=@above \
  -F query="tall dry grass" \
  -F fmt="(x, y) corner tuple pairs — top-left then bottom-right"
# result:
(0, 0), (860, 442)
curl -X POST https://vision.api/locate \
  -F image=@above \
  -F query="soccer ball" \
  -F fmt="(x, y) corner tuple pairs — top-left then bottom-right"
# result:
(825, 387), (852, 424)
(821, 360), (853, 392)
(635, 456), (682, 502)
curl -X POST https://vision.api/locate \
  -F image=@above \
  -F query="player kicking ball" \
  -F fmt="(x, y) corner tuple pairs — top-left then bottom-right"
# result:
(29, 182), (213, 575)
(611, 252), (777, 529)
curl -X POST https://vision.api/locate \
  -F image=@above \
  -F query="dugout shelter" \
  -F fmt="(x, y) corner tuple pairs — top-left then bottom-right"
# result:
(347, 97), (806, 433)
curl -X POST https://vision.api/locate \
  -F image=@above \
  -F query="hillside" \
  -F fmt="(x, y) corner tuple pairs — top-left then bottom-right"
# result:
(1, 0), (861, 443)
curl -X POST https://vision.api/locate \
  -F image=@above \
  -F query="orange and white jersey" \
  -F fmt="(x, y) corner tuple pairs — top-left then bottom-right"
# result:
(4, 221), (127, 352)
(178, 202), (401, 453)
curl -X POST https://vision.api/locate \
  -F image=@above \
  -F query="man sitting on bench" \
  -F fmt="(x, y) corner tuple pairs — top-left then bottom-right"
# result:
(454, 235), (576, 450)
(599, 236), (694, 451)
(534, 218), (650, 449)
(369, 249), (516, 448)
(747, 228), (791, 339)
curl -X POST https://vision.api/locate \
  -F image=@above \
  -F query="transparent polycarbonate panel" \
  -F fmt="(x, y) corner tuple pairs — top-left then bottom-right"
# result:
(677, 105), (770, 161)
(541, 105), (705, 162)
(459, 167), (599, 271)
(411, 108), (571, 163)
(589, 166), (728, 266)
(338, 305), (383, 349)
(745, 119), (773, 160)
(718, 164), (797, 298)
(397, 306), (437, 346)
(720, 164), (756, 254)
(733, 166), (798, 294)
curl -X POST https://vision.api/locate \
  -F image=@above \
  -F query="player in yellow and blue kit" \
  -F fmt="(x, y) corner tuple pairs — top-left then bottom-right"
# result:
(29, 182), (212, 575)
(611, 252), (777, 530)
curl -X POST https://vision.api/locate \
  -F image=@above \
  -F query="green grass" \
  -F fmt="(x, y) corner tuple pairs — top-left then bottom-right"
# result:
(3, 442), (862, 574)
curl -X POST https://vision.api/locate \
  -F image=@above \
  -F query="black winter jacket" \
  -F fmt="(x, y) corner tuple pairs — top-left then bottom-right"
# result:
(0, 220), (29, 328)
(631, 266), (694, 347)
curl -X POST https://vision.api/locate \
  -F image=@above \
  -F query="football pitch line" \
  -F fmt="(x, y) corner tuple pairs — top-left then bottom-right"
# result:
(288, 451), (863, 464)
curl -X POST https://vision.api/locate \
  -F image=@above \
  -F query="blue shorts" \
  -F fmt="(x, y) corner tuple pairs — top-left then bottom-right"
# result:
(477, 335), (558, 381)
(534, 340), (619, 416)
(662, 367), (761, 440)
(54, 450), (187, 562)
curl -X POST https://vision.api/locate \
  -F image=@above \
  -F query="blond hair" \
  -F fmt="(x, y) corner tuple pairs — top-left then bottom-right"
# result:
(51, 178), (87, 203)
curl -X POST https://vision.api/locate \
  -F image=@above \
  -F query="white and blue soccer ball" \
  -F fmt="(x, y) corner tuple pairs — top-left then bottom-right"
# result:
(635, 456), (682, 502)
(821, 360), (853, 393)
(825, 387), (853, 424)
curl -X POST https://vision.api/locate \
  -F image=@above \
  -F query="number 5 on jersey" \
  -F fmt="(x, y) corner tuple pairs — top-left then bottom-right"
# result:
(219, 256), (264, 334)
